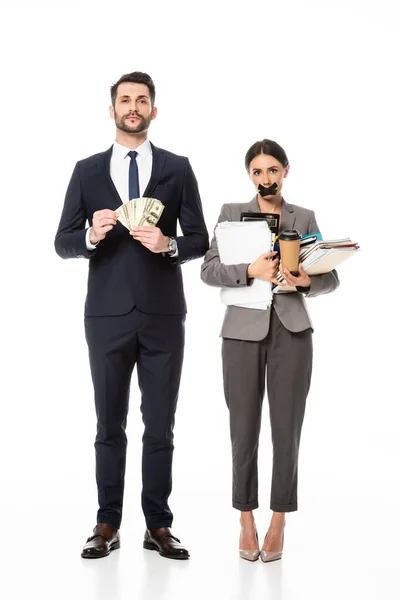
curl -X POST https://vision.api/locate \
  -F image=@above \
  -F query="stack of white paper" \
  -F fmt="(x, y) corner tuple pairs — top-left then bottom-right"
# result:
(215, 221), (273, 310)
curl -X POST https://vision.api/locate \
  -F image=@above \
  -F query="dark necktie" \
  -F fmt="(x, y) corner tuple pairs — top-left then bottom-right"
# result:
(128, 150), (140, 199)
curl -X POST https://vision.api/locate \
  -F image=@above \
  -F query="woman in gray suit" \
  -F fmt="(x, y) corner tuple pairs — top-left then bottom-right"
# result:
(201, 139), (339, 562)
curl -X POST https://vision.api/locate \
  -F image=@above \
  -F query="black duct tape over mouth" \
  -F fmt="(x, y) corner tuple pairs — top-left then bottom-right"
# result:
(258, 183), (278, 196)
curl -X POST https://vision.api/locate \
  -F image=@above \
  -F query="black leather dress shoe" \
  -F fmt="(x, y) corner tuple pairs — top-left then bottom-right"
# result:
(143, 527), (189, 559)
(81, 523), (120, 559)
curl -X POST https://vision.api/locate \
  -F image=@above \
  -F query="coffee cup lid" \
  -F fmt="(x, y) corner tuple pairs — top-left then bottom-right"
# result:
(278, 229), (301, 241)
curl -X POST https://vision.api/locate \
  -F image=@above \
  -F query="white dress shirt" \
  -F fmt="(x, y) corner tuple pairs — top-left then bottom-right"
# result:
(86, 140), (153, 250)
(110, 139), (153, 203)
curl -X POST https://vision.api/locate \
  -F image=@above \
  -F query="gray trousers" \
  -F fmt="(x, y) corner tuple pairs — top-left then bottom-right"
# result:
(222, 308), (313, 512)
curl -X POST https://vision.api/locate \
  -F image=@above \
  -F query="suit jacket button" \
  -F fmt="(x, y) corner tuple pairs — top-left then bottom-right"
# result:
(236, 279), (240, 284)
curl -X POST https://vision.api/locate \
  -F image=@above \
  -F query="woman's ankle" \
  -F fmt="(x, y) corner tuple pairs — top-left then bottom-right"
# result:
(269, 512), (286, 530)
(240, 510), (255, 527)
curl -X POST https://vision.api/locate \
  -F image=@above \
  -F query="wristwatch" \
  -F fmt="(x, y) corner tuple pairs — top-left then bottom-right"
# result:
(167, 236), (178, 255)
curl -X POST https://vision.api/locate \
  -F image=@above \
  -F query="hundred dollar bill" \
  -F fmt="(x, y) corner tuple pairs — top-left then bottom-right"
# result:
(139, 198), (165, 226)
(128, 200), (134, 227)
(123, 203), (131, 229)
(118, 197), (165, 228)
(116, 204), (129, 229)
(135, 198), (144, 226)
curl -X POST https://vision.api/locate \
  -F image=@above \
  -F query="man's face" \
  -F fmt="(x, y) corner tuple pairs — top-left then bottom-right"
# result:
(110, 82), (157, 134)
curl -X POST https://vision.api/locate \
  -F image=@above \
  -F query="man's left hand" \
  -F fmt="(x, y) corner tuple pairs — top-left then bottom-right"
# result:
(130, 226), (170, 253)
(282, 262), (311, 288)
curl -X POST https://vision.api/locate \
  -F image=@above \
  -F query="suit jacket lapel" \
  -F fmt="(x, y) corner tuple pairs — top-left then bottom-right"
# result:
(143, 143), (166, 198)
(247, 196), (261, 212)
(96, 142), (167, 208)
(97, 145), (123, 208)
(281, 199), (296, 231)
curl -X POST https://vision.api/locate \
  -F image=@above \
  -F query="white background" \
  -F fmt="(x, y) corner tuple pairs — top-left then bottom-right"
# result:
(1, 1), (399, 599)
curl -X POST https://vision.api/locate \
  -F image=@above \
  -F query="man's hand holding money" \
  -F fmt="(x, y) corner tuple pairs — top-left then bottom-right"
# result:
(89, 209), (119, 245)
(130, 226), (170, 253)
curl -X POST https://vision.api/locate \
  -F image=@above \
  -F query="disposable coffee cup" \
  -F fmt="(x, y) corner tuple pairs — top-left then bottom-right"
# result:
(278, 229), (301, 276)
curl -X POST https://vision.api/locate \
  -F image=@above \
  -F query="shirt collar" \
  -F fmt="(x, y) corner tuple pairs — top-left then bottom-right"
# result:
(113, 139), (152, 160)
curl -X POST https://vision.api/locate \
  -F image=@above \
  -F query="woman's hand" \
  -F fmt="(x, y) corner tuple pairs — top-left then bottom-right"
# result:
(282, 263), (311, 288)
(247, 251), (284, 285)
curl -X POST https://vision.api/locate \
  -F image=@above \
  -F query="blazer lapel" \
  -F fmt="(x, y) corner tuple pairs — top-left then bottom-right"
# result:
(143, 143), (166, 198)
(96, 142), (166, 206)
(281, 199), (296, 231)
(97, 146), (123, 208)
(247, 196), (261, 213)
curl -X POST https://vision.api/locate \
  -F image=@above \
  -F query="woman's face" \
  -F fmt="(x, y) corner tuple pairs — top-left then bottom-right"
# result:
(248, 153), (289, 198)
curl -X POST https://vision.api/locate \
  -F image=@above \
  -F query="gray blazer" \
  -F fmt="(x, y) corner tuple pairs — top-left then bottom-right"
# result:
(201, 197), (340, 341)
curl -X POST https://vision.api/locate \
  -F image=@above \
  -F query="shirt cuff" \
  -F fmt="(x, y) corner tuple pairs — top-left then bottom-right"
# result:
(85, 228), (99, 250)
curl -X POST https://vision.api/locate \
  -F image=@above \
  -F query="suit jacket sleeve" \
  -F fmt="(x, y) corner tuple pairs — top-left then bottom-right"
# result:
(172, 159), (209, 264)
(54, 162), (96, 260)
(297, 210), (340, 297)
(200, 204), (250, 287)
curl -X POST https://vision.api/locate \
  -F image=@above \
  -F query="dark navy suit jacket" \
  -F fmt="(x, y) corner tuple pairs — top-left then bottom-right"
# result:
(55, 143), (209, 316)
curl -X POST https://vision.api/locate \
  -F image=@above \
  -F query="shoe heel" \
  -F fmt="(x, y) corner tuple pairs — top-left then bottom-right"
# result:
(110, 540), (121, 551)
(143, 540), (157, 551)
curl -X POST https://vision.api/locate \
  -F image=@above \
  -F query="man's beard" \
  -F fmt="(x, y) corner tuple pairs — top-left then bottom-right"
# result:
(115, 112), (151, 134)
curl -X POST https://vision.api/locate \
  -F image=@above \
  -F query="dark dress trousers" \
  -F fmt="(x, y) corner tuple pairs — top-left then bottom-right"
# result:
(55, 144), (209, 529)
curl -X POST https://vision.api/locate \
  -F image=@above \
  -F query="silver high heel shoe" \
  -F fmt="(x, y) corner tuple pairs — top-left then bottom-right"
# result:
(260, 531), (284, 563)
(239, 529), (260, 562)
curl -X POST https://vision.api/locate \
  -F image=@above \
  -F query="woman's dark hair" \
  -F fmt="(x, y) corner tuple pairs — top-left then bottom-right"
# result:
(110, 71), (156, 107)
(245, 139), (289, 170)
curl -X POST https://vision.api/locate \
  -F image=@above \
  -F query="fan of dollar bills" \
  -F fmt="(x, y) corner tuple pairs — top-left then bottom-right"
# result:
(116, 197), (165, 229)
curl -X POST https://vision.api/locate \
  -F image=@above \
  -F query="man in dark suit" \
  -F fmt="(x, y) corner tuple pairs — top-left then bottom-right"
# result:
(55, 71), (209, 560)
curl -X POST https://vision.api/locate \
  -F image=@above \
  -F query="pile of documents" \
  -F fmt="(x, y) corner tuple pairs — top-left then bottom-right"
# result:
(275, 234), (359, 292)
(116, 197), (165, 229)
(215, 221), (360, 309)
(215, 220), (273, 310)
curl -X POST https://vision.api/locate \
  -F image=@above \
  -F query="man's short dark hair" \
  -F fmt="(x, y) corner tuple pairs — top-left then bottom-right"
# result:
(110, 72), (156, 107)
